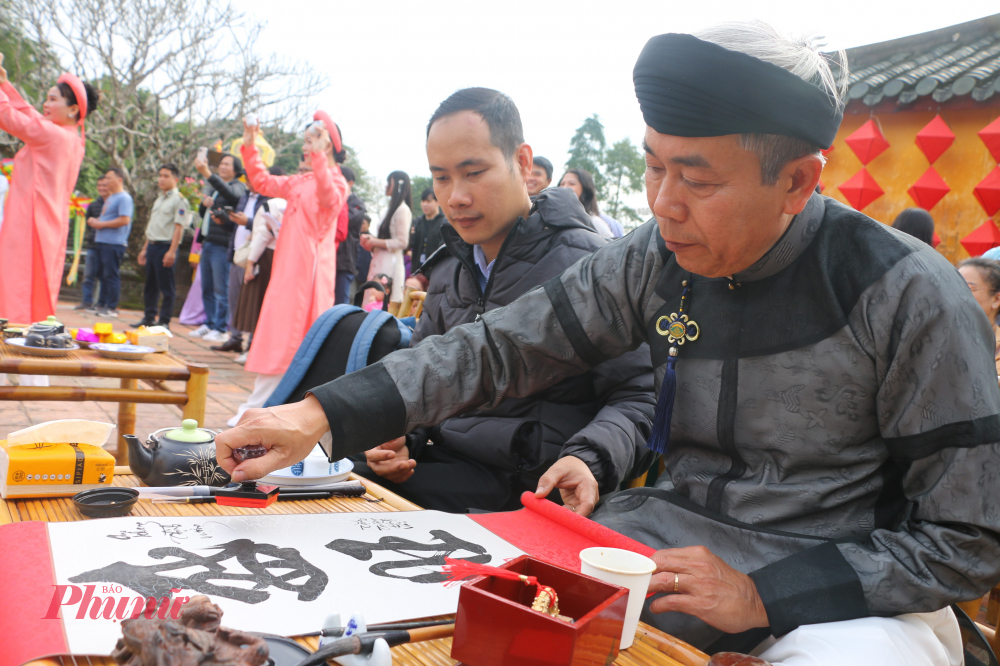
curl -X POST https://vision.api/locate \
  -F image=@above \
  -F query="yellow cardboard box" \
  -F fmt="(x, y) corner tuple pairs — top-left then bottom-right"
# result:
(0, 440), (115, 498)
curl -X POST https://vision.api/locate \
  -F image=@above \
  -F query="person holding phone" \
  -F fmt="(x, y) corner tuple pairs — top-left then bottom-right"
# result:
(226, 114), (348, 426)
(189, 151), (246, 342)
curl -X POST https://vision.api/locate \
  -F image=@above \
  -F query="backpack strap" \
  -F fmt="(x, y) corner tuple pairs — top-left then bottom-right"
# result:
(395, 318), (413, 348)
(264, 304), (362, 407)
(346, 309), (394, 374)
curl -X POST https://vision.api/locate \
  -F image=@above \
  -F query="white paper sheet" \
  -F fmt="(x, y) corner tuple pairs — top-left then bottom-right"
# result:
(48, 511), (523, 655)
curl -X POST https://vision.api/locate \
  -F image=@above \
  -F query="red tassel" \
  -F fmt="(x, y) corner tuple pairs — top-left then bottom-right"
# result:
(442, 558), (537, 587)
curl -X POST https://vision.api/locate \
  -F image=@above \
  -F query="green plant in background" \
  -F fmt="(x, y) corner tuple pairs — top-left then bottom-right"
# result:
(565, 115), (647, 229)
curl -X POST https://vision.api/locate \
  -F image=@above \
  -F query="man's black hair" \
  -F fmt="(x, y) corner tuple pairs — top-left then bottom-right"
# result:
(532, 156), (553, 180)
(340, 165), (356, 182)
(421, 187), (436, 202)
(426, 87), (523, 159)
(159, 163), (180, 178)
(269, 166), (286, 176)
(106, 166), (126, 181)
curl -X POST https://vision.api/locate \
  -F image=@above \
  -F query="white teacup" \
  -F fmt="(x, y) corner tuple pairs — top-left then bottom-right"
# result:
(580, 547), (656, 650)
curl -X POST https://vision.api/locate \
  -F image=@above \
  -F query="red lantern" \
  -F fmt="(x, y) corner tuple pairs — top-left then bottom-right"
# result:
(907, 168), (950, 211)
(973, 167), (1000, 217)
(914, 115), (955, 164)
(979, 116), (1000, 163)
(845, 119), (890, 165)
(960, 220), (1000, 257)
(839, 168), (884, 210)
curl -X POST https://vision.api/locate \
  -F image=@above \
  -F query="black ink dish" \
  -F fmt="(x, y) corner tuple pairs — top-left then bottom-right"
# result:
(250, 634), (312, 666)
(73, 487), (139, 518)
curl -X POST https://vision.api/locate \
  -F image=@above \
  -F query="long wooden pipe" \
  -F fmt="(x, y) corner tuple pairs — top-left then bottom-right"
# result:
(292, 623), (455, 666)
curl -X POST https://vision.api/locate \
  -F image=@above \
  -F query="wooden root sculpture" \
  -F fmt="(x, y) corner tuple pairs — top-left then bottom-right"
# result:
(111, 595), (269, 666)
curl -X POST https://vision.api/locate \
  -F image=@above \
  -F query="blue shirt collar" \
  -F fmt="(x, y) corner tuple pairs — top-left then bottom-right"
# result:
(473, 245), (495, 292)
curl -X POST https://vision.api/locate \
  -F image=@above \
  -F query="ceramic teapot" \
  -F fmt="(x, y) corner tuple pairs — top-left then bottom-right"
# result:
(124, 419), (231, 487)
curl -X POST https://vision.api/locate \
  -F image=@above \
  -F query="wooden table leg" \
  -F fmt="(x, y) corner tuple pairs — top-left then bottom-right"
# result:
(182, 363), (210, 427)
(117, 378), (137, 465)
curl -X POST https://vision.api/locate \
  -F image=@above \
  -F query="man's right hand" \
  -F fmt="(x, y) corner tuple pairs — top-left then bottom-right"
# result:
(365, 437), (415, 484)
(215, 395), (330, 481)
(137, 250), (146, 266)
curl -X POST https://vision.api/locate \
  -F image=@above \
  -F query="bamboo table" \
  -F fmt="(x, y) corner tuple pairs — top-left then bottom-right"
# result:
(5, 469), (709, 666)
(0, 344), (208, 463)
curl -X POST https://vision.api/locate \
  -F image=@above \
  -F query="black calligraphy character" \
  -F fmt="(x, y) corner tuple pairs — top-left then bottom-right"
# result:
(70, 539), (329, 604)
(326, 529), (490, 584)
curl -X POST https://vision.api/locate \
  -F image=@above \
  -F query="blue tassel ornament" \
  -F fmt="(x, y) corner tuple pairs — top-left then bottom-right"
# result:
(647, 348), (678, 454)
(647, 277), (698, 455)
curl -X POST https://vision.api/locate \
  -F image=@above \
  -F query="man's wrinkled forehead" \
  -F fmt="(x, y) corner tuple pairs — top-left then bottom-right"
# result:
(641, 129), (748, 172)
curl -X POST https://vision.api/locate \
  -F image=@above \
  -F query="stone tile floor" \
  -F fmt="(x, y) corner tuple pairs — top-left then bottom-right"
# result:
(1, 302), (254, 458)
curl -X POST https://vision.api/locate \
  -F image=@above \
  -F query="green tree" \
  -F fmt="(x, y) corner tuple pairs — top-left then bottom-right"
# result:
(565, 116), (647, 229)
(603, 138), (646, 226)
(565, 114), (607, 196)
(411, 175), (433, 213)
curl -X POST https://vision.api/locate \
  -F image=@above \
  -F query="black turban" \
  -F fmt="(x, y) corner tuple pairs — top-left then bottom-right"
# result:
(633, 33), (843, 149)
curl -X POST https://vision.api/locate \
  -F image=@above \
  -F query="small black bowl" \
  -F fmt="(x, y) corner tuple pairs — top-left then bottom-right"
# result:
(73, 487), (139, 518)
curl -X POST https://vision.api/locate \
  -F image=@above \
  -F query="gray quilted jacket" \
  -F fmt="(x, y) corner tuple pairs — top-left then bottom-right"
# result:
(312, 193), (1000, 647)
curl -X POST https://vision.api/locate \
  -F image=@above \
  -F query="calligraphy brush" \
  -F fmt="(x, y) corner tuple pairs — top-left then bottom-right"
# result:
(299, 618), (454, 638)
(291, 623), (456, 666)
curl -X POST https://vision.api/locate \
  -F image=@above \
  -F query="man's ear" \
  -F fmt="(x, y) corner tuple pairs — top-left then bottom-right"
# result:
(781, 153), (824, 216)
(515, 143), (533, 180)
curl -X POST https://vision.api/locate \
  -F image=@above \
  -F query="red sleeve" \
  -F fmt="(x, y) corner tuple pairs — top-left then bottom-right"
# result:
(310, 151), (348, 213)
(0, 86), (53, 145)
(240, 143), (291, 199)
(336, 203), (349, 243)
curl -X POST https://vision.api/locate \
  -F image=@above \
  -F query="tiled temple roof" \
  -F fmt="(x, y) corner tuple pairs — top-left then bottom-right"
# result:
(838, 13), (1000, 111)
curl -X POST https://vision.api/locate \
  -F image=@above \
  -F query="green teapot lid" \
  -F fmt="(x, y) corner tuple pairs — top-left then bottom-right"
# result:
(166, 419), (213, 443)
(46, 316), (61, 324)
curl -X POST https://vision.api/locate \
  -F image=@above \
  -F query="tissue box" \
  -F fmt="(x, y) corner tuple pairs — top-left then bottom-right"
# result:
(452, 555), (628, 666)
(0, 439), (115, 498)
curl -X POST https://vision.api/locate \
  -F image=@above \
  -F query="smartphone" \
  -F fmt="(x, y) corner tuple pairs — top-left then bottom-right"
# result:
(197, 146), (208, 161)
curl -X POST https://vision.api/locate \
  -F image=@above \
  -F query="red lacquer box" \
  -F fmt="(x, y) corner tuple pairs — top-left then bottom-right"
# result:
(451, 555), (629, 666)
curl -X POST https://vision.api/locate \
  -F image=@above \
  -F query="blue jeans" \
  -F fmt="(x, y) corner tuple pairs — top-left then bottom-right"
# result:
(200, 241), (229, 332)
(81, 248), (100, 306)
(94, 243), (126, 309)
(335, 271), (355, 305)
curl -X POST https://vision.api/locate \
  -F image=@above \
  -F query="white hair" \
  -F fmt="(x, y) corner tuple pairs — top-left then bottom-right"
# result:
(695, 20), (847, 105)
(694, 21), (849, 185)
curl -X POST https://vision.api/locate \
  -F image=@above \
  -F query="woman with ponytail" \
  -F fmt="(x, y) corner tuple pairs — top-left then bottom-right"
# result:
(0, 54), (99, 324)
(360, 171), (411, 307)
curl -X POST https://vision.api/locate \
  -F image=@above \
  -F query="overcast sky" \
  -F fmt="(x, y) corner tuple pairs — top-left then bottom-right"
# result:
(240, 0), (998, 198)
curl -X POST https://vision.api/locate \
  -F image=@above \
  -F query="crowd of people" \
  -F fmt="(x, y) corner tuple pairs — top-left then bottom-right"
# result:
(3, 19), (1000, 665)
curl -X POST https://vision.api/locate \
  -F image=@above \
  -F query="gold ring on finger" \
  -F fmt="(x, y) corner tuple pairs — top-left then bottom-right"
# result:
(674, 573), (679, 593)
